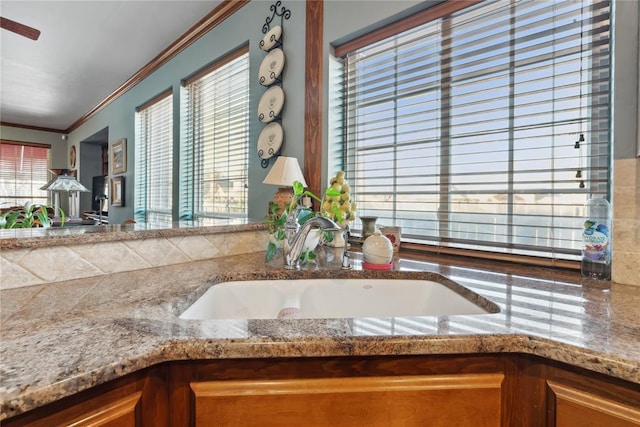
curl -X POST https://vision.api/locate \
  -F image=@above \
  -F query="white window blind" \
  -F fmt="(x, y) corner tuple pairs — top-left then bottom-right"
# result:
(181, 46), (250, 219)
(135, 90), (173, 224)
(0, 142), (51, 207)
(339, 0), (611, 262)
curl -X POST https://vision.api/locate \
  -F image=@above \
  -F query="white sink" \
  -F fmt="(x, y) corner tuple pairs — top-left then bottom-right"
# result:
(179, 279), (497, 320)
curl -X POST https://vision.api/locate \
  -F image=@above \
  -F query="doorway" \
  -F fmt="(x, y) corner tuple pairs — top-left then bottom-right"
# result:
(79, 127), (109, 219)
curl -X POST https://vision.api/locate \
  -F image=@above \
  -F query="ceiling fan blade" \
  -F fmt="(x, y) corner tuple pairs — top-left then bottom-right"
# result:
(0, 17), (41, 41)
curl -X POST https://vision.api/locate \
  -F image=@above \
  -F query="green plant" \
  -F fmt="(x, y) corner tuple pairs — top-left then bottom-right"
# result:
(0, 202), (65, 229)
(264, 180), (340, 262)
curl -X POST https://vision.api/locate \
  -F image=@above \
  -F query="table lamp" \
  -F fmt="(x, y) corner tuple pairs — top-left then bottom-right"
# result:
(262, 156), (307, 214)
(41, 169), (90, 221)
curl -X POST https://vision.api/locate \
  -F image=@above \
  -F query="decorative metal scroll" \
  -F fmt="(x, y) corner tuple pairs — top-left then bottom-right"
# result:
(258, 1), (291, 169)
(262, 1), (291, 35)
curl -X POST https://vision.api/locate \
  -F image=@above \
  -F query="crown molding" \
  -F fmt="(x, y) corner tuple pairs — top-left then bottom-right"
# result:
(65, 0), (249, 134)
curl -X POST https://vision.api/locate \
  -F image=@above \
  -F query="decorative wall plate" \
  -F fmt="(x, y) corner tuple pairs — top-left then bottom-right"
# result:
(259, 48), (285, 86)
(257, 122), (283, 159)
(258, 86), (285, 123)
(260, 25), (282, 51)
(69, 145), (77, 170)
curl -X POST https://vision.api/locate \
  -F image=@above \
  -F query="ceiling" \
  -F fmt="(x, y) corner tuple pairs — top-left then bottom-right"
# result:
(0, 0), (221, 132)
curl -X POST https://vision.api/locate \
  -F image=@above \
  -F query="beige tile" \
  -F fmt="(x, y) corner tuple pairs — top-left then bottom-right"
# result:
(206, 231), (268, 257)
(613, 218), (640, 249)
(124, 237), (190, 267)
(1, 248), (31, 263)
(612, 251), (640, 286)
(18, 246), (104, 283)
(72, 241), (152, 274)
(169, 235), (221, 261)
(613, 158), (638, 186)
(613, 185), (639, 219)
(0, 256), (45, 289)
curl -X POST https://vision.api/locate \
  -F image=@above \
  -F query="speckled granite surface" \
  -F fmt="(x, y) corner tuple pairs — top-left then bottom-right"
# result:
(0, 219), (265, 250)
(1, 248), (639, 419)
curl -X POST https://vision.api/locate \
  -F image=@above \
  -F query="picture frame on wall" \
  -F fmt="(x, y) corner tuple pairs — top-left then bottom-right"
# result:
(111, 176), (125, 207)
(69, 144), (77, 170)
(111, 138), (127, 174)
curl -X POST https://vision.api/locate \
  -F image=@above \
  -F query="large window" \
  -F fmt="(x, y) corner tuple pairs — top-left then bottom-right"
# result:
(0, 141), (51, 207)
(181, 45), (250, 219)
(337, 0), (610, 263)
(135, 90), (174, 224)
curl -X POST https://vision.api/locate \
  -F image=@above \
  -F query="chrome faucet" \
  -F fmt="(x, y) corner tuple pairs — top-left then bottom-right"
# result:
(341, 223), (351, 270)
(284, 207), (339, 270)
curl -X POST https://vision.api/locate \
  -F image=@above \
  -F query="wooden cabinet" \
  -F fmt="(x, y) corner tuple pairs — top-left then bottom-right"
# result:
(190, 373), (504, 427)
(10, 390), (142, 427)
(171, 355), (505, 427)
(548, 381), (640, 427)
(4, 354), (640, 427)
(3, 365), (169, 427)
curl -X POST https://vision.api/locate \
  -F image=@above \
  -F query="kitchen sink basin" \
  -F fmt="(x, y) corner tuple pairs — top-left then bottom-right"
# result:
(179, 278), (498, 320)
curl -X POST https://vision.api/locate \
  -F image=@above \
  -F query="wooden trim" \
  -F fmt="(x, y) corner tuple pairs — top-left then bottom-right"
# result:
(135, 88), (173, 113)
(66, 0), (249, 133)
(0, 121), (65, 134)
(0, 139), (51, 149)
(547, 381), (640, 425)
(182, 43), (249, 86)
(400, 241), (580, 270)
(334, 0), (483, 58)
(304, 0), (324, 199)
(191, 374), (505, 396)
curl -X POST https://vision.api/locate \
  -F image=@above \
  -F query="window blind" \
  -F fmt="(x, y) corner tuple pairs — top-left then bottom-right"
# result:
(338, 0), (611, 262)
(0, 141), (51, 207)
(135, 90), (173, 224)
(181, 46), (249, 219)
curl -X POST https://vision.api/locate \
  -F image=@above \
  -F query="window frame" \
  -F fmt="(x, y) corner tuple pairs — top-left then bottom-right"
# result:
(134, 89), (174, 224)
(181, 44), (250, 220)
(334, 0), (612, 268)
(0, 140), (52, 208)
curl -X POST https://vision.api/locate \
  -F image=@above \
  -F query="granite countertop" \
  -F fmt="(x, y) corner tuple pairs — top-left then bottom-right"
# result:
(1, 249), (639, 419)
(0, 219), (265, 250)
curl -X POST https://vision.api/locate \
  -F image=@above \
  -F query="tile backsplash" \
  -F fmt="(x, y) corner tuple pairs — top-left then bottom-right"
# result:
(612, 158), (640, 286)
(1, 230), (269, 290)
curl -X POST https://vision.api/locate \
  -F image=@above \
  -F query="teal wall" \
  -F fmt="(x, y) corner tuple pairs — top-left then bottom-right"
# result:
(65, 1), (307, 224)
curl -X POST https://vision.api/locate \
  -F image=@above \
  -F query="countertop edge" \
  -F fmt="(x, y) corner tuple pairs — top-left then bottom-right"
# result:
(1, 333), (638, 421)
(0, 222), (267, 250)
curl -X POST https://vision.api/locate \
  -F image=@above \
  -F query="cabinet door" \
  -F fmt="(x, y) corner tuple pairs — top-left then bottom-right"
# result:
(548, 381), (640, 427)
(190, 373), (504, 427)
(8, 391), (142, 427)
(4, 366), (169, 427)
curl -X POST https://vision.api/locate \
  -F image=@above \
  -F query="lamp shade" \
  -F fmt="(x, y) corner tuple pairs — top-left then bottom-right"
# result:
(41, 174), (90, 192)
(262, 156), (307, 187)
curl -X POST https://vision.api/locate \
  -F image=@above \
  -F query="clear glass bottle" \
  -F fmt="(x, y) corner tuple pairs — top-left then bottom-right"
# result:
(581, 197), (611, 280)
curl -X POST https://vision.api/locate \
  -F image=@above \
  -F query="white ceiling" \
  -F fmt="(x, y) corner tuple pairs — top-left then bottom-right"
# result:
(0, 0), (221, 131)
